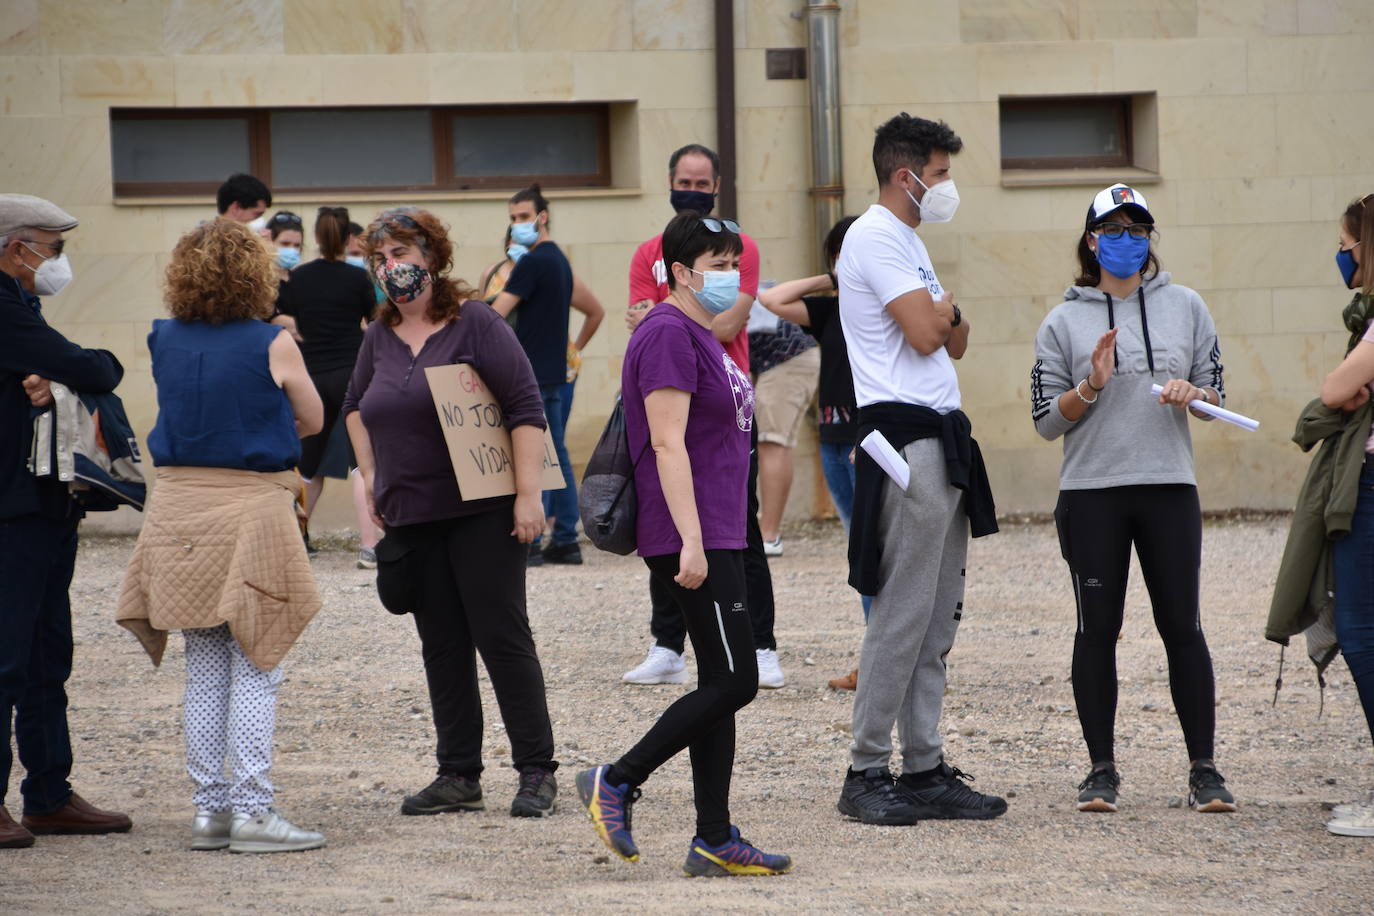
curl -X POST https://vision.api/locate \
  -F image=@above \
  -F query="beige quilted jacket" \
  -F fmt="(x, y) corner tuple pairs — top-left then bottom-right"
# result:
(116, 466), (321, 671)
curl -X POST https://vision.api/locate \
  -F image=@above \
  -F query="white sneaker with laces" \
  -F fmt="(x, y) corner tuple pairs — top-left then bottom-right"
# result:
(357, 546), (377, 569)
(756, 648), (785, 688)
(763, 537), (784, 557)
(1327, 805), (1374, 837)
(622, 644), (689, 685)
(190, 809), (231, 850)
(1332, 788), (1374, 819)
(228, 810), (326, 853)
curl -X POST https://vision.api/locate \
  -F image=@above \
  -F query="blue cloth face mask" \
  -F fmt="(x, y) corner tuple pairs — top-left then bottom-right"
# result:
(276, 247), (301, 270)
(688, 268), (740, 314)
(1093, 232), (1149, 279)
(507, 243), (529, 263)
(510, 220), (539, 247)
(345, 255), (366, 269)
(1337, 246), (1360, 289)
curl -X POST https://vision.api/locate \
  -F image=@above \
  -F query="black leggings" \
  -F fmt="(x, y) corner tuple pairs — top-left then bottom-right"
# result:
(611, 550), (758, 845)
(1055, 485), (1216, 764)
(298, 365), (353, 479)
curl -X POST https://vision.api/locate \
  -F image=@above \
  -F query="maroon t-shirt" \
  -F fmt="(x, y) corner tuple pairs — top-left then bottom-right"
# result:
(343, 300), (546, 526)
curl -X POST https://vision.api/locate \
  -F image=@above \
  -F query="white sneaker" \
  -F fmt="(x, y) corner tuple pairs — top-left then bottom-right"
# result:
(762, 537), (784, 557)
(622, 644), (689, 685)
(756, 648), (785, 688)
(1327, 805), (1374, 837)
(357, 546), (377, 569)
(190, 809), (231, 850)
(1332, 788), (1374, 819)
(229, 810), (326, 853)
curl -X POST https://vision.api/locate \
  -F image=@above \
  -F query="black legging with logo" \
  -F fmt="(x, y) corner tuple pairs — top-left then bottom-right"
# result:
(1054, 484), (1216, 764)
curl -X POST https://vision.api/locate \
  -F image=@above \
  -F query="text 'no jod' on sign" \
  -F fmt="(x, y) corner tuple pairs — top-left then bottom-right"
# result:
(425, 363), (564, 501)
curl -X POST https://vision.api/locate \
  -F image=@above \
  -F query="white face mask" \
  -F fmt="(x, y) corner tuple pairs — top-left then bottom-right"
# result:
(247, 215), (268, 234)
(904, 169), (960, 224)
(19, 244), (73, 296)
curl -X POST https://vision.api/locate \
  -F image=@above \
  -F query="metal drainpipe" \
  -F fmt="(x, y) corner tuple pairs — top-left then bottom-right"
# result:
(714, 0), (738, 219)
(806, 0), (843, 271)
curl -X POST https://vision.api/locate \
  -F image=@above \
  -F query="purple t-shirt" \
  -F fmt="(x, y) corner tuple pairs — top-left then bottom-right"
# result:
(622, 303), (755, 557)
(342, 300), (546, 527)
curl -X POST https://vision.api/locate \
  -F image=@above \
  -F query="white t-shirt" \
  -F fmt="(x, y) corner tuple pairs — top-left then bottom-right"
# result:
(837, 204), (960, 412)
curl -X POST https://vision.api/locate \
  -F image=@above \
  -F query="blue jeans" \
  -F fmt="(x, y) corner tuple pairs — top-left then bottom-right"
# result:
(1333, 466), (1374, 745)
(539, 383), (579, 547)
(819, 439), (871, 622)
(0, 515), (78, 814)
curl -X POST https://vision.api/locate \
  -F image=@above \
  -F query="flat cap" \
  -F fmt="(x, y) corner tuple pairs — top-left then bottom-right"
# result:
(0, 194), (79, 236)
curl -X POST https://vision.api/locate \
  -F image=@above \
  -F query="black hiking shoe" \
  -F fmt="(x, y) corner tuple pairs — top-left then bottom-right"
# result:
(510, 767), (558, 818)
(526, 542), (545, 567)
(400, 774), (484, 815)
(542, 542), (583, 565)
(1076, 764), (1121, 813)
(896, 760), (1007, 820)
(1188, 763), (1237, 813)
(837, 767), (920, 825)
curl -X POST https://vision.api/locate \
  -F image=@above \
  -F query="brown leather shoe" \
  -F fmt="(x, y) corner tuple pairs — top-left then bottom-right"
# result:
(21, 793), (132, 836)
(0, 806), (36, 848)
(828, 668), (859, 690)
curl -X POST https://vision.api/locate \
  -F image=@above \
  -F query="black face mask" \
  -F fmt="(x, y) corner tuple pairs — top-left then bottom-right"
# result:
(670, 189), (716, 214)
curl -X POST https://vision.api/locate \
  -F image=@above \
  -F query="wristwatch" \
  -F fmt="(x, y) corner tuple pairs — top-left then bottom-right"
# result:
(949, 304), (962, 327)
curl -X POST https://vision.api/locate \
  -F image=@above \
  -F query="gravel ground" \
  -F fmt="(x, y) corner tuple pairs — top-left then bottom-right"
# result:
(4, 518), (1373, 914)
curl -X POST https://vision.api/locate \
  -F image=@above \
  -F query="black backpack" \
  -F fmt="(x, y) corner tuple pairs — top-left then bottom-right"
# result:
(578, 396), (649, 556)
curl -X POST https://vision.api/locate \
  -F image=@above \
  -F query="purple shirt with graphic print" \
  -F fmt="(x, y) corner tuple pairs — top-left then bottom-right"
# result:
(622, 302), (754, 557)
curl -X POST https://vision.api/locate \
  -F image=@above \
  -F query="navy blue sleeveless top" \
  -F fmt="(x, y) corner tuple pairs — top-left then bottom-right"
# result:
(147, 319), (299, 471)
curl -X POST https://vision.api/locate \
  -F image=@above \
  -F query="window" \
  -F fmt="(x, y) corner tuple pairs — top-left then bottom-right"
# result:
(1000, 96), (1131, 170)
(109, 104), (612, 197)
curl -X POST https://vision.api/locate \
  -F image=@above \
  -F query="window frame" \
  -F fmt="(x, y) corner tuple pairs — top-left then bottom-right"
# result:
(998, 94), (1133, 171)
(109, 103), (613, 198)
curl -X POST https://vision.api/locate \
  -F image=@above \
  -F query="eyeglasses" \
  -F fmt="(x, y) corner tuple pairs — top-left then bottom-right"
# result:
(19, 237), (64, 257)
(701, 218), (741, 234)
(1094, 223), (1154, 240)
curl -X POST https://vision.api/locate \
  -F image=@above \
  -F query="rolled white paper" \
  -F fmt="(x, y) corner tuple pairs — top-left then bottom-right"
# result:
(859, 430), (911, 490)
(1150, 384), (1260, 431)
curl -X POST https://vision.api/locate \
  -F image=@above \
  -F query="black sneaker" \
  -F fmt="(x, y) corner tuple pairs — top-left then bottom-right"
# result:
(303, 531), (319, 558)
(510, 767), (557, 818)
(1076, 764), (1121, 813)
(526, 542), (545, 568)
(542, 542), (584, 565)
(896, 760), (1007, 820)
(1188, 763), (1237, 813)
(837, 767), (920, 825)
(400, 774), (484, 815)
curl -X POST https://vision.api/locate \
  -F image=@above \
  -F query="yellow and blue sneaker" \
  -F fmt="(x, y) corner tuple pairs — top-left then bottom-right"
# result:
(682, 825), (792, 877)
(575, 765), (641, 862)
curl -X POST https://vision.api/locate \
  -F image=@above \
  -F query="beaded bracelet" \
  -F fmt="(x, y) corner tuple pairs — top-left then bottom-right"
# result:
(1073, 380), (1098, 405)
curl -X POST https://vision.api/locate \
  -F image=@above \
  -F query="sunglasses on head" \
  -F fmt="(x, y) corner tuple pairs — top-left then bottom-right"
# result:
(701, 217), (741, 234)
(269, 212), (302, 227)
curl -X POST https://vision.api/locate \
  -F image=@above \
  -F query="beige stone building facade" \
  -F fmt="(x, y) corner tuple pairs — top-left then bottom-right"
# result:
(4, 0), (1373, 529)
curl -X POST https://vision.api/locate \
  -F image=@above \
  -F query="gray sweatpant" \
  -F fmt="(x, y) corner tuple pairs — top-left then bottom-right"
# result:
(850, 437), (968, 774)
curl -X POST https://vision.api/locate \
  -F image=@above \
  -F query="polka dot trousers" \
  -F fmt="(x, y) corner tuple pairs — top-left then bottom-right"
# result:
(182, 624), (283, 815)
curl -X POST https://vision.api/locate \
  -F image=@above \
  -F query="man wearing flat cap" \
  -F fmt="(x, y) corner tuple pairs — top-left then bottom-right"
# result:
(0, 193), (132, 848)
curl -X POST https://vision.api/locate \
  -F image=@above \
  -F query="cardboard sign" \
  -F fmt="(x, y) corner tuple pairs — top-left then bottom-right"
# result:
(425, 363), (564, 501)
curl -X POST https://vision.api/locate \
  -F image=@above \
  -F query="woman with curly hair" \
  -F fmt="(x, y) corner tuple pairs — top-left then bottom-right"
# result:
(342, 207), (560, 819)
(116, 217), (327, 853)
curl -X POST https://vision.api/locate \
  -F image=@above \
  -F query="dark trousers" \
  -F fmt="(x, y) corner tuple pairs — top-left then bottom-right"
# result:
(616, 550), (758, 843)
(297, 365), (353, 480)
(0, 514), (78, 815)
(403, 508), (557, 779)
(650, 428), (776, 653)
(1333, 466), (1374, 745)
(1055, 484), (1216, 764)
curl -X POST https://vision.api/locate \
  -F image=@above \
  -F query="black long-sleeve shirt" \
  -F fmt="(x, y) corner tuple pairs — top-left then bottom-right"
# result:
(1, 269), (123, 519)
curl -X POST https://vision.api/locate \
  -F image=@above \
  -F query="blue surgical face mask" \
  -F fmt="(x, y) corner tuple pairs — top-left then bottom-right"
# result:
(1093, 232), (1149, 279)
(687, 267), (740, 315)
(345, 255), (367, 269)
(507, 243), (529, 263)
(276, 246), (301, 270)
(510, 220), (539, 247)
(1337, 246), (1361, 289)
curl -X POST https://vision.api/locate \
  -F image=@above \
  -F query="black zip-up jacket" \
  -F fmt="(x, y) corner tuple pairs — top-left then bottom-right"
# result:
(1, 269), (123, 520)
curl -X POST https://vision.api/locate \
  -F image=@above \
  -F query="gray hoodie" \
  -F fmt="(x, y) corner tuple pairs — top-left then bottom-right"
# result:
(1031, 272), (1224, 490)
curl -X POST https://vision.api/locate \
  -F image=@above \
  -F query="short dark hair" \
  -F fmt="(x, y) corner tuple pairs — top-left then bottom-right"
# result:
(872, 114), (963, 186)
(823, 215), (858, 268)
(347, 221), (364, 237)
(266, 210), (303, 241)
(509, 182), (549, 214)
(661, 211), (744, 291)
(216, 173), (272, 214)
(668, 143), (720, 180)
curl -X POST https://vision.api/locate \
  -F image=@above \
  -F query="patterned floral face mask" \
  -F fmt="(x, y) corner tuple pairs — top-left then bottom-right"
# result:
(374, 259), (432, 305)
